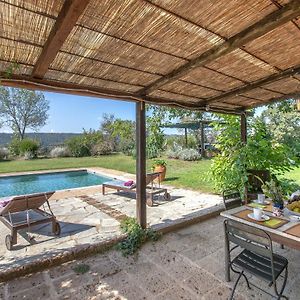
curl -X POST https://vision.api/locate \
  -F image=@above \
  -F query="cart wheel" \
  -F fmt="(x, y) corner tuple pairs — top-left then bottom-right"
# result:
(54, 222), (61, 236)
(164, 193), (171, 201)
(5, 234), (13, 251)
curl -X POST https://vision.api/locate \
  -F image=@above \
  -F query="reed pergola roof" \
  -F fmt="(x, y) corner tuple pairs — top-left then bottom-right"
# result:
(1, 0), (300, 114)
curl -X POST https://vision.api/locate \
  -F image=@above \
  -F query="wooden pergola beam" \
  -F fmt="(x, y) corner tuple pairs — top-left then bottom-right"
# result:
(139, 0), (300, 95)
(0, 74), (244, 115)
(250, 92), (300, 109)
(201, 65), (300, 105)
(32, 0), (90, 79)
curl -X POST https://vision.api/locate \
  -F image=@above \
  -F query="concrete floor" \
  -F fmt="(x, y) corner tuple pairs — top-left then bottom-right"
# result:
(1, 216), (299, 300)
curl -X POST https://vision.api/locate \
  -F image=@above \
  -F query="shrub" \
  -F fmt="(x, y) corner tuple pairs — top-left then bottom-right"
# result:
(90, 141), (114, 156)
(66, 136), (90, 157)
(50, 146), (71, 158)
(178, 148), (201, 161)
(166, 149), (179, 159)
(118, 139), (135, 156)
(9, 138), (21, 156)
(165, 143), (182, 159)
(18, 138), (39, 157)
(23, 151), (35, 160)
(116, 217), (160, 256)
(0, 147), (9, 160)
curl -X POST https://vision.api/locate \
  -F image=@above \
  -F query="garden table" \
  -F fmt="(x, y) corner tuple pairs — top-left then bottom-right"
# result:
(220, 205), (300, 282)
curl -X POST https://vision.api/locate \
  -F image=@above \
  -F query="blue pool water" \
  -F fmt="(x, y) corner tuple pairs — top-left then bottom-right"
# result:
(0, 170), (111, 198)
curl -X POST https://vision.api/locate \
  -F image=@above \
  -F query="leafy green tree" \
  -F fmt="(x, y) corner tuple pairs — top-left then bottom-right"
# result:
(100, 114), (135, 155)
(209, 110), (299, 194)
(261, 100), (300, 157)
(0, 87), (49, 140)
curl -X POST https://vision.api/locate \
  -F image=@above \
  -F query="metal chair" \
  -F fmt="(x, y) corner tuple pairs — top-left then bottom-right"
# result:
(222, 189), (242, 210)
(224, 220), (288, 300)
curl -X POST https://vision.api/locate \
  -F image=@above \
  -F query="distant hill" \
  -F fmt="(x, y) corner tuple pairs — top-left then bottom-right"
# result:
(0, 133), (82, 147)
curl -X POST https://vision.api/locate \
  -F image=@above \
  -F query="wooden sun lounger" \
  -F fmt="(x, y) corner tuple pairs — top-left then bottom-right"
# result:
(0, 191), (60, 250)
(102, 172), (170, 206)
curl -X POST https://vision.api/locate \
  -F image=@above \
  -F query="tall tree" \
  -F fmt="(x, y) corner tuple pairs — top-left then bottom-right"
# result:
(0, 87), (49, 140)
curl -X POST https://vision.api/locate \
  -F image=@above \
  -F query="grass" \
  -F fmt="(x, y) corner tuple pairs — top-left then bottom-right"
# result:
(0, 154), (299, 194)
(0, 154), (214, 193)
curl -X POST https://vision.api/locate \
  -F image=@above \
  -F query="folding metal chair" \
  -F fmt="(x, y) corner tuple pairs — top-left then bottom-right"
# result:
(224, 220), (288, 300)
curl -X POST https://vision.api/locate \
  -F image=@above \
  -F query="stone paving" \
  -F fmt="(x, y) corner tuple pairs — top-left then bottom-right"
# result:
(1, 216), (299, 300)
(0, 168), (223, 279)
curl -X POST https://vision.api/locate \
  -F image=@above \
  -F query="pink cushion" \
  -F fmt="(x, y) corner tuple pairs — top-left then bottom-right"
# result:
(0, 198), (12, 208)
(124, 180), (135, 187)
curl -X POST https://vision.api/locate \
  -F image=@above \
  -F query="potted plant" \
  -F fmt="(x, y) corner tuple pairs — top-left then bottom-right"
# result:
(260, 178), (286, 216)
(152, 159), (167, 182)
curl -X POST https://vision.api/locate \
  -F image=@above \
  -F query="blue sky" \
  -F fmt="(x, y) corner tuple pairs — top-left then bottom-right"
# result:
(2, 92), (137, 133)
(1, 90), (265, 134)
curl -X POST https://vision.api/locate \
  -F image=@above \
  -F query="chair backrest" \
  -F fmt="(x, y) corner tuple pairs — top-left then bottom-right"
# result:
(0, 191), (54, 215)
(224, 220), (276, 280)
(146, 172), (160, 186)
(222, 189), (242, 210)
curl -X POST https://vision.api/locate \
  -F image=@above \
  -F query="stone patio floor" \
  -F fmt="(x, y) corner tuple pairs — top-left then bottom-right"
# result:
(0, 168), (222, 277)
(1, 216), (299, 300)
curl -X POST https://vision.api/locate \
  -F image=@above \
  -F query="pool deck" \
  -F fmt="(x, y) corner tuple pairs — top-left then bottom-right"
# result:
(0, 167), (223, 281)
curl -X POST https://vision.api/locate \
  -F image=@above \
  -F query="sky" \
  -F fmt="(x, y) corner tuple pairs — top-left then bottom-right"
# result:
(1, 92), (137, 133)
(1, 90), (265, 134)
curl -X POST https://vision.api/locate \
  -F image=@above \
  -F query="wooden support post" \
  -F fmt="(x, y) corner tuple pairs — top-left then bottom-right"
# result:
(184, 128), (188, 147)
(240, 113), (247, 144)
(241, 113), (248, 203)
(200, 122), (205, 158)
(136, 101), (147, 229)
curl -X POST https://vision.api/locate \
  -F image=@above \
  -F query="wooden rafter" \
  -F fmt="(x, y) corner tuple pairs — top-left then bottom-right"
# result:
(0, 74), (243, 115)
(139, 0), (300, 95)
(201, 65), (300, 105)
(31, 0), (90, 79)
(249, 92), (300, 109)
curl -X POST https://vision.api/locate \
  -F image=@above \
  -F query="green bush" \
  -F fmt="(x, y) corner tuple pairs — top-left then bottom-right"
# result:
(90, 141), (114, 156)
(9, 138), (39, 158)
(9, 138), (21, 156)
(66, 136), (90, 157)
(116, 217), (160, 256)
(118, 139), (135, 156)
(19, 138), (39, 157)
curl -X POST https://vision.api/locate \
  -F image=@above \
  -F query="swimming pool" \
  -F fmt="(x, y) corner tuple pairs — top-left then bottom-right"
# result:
(0, 170), (112, 198)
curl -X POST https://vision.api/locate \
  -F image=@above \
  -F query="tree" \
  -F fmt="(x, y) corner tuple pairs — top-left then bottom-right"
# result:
(261, 100), (300, 157)
(209, 108), (299, 195)
(0, 87), (49, 140)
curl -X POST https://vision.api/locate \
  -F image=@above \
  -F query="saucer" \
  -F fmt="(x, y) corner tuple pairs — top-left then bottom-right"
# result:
(247, 213), (270, 222)
(254, 200), (269, 205)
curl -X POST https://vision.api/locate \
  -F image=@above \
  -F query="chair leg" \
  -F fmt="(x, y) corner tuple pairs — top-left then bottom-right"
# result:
(229, 271), (244, 300)
(274, 267), (288, 300)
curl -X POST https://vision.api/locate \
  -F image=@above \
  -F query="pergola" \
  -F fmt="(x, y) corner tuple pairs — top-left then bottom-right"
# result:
(1, 0), (300, 227)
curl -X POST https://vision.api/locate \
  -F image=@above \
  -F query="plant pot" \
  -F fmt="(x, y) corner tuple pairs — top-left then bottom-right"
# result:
(153, 165), (166, 182)
(272, 203), (284, 217)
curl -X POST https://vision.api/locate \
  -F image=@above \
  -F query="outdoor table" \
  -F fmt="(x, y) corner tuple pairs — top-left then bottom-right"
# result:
(220, 205), (300, 282)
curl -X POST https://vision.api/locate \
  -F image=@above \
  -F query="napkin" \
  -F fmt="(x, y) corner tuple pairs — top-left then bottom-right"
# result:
(264, 219), (282, 228)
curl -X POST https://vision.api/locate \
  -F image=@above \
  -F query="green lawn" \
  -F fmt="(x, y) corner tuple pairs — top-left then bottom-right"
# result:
(0, 154), (299, 194)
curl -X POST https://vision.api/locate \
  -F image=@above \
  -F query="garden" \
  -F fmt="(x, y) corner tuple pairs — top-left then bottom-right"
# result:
(0, 87), (300, 196)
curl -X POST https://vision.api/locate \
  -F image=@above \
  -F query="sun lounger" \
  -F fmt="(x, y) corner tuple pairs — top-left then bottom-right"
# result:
(0, 191), (60, 250)
(102, 172), (170, 206)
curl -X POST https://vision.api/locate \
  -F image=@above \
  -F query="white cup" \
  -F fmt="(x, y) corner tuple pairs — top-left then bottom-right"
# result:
(257, 194), (265, 203)
(253, 207), (263, 220)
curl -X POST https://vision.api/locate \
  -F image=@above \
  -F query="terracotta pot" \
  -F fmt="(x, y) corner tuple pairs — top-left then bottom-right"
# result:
(153, 165), (166, 182)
